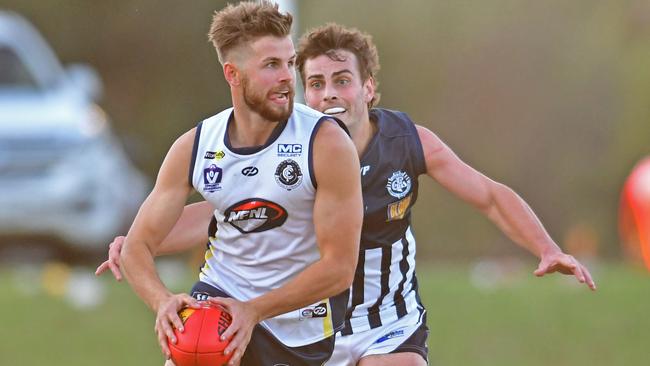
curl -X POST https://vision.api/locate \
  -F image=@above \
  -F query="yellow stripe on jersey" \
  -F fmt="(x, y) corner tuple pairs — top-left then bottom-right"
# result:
(322, 299), (333, 337)
(201, 238), (217, 275)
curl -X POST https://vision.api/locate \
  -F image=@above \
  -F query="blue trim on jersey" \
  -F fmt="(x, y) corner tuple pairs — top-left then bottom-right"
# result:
(189, 121), (203, 186)
(224, 111), (289, 155)
(308, 116), (347, 190)
(332, 116), (350, 136)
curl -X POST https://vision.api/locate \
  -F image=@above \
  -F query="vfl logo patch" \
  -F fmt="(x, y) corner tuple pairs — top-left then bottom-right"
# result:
(375, 329), (405, 344)
(299, 303), (328, 320)
(224, 198), (288, 233)
(386, 171), (412, 199)
(204, 150), (225, 160)
(275, 159), (303, 190)
(387, 193), (413, 221)
(241, 166), (259, 176)
(278, 143), (302, 157)
(203, 164), (223, 192)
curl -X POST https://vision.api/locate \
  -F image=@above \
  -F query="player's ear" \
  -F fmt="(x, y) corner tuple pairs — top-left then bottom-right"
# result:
(363, 77), (376, 105)
(223, 62), (241, 86)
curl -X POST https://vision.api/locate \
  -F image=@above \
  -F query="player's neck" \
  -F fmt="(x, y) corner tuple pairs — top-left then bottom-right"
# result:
(347, 115), (376, 158)
(229, 106), (282, 148)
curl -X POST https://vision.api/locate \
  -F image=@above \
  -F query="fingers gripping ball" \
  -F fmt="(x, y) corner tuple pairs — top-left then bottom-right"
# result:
(168, 303), (233, 366)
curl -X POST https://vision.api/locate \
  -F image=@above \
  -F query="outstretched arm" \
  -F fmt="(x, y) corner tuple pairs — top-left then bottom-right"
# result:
(417, 125), (596, 290)
(95, 201), (214, 280)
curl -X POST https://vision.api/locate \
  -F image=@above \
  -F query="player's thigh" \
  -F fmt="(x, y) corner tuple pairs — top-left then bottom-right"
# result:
(358, 352), (427, 366)
(359, 309), (429, 365)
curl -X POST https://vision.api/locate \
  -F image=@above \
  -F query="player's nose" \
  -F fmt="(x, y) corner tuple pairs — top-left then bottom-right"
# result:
(323, 85), (338, 101)
(278, 63), (294, 83)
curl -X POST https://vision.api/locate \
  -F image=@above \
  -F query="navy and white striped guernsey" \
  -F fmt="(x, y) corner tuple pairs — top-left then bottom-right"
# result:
(342, 108), (428, 335)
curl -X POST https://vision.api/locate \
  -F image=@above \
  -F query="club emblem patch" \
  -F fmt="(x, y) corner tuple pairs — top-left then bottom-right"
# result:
(386, 171), (411, 199)
(275, 159), (303, 190)
(203, 164), (223, 192)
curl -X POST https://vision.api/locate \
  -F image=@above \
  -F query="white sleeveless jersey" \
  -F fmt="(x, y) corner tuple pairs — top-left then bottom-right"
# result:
(190, 103), (346, 347)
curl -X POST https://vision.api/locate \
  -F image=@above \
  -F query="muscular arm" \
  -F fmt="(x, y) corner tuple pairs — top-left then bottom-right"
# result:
(120, 129), (204, 357)
(121, 129), (196, 309)
(247, 120), (362, 319)
(212, 119), (362, 358)
(417, 125), (596, 290)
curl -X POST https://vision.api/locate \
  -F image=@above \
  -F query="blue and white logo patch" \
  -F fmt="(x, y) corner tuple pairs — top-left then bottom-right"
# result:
(386, 171), (412, 199)
(375, 329), (405, 344)
(203, 164), (223, 192)
(278, 144), (302, 157)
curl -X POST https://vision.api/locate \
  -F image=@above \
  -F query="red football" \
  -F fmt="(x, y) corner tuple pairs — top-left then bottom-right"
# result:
(168, 303), (233, 366)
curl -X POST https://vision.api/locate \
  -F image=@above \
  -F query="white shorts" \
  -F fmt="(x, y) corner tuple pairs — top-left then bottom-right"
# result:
(325, 308), (428, 366)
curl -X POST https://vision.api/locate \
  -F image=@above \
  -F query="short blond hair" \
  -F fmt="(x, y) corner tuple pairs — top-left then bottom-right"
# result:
(208, 1), (293, 64)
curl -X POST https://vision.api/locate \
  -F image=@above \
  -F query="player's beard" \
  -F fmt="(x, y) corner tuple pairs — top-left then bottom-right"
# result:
(242, 75), (294, 122)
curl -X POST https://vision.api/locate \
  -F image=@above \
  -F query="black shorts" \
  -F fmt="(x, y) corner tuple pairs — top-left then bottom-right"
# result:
(190, 281), (335, 366)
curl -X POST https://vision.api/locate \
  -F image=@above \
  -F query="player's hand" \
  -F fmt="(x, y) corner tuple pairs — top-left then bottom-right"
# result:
(155, 293), (202, 359)
(534, 251), (597, 291)
(207, 297), (261, 366)
(94, 235), (126, 281)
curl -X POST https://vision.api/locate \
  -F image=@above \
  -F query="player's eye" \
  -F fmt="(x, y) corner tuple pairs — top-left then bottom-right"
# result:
(310, 81), (322, 89)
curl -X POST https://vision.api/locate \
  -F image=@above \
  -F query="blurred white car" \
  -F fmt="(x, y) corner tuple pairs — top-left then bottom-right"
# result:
(0, 11), (148, 250)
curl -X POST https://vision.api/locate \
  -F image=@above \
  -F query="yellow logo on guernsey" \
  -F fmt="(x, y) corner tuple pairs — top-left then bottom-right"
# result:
(178, 308), (196, 324)
(387, 193), (412, 221)
(215, 150), (225, 160)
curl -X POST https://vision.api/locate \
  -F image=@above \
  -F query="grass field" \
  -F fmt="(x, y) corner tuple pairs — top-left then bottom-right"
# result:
(0, 260), (648, 365)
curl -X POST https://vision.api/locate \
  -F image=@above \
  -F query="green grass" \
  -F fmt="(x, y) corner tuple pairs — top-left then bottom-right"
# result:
(419, 261), (650, 366)
(1, 261), (648, 365)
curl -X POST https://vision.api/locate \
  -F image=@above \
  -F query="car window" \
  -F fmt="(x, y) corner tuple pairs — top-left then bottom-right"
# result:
(0, 46), (37, 88)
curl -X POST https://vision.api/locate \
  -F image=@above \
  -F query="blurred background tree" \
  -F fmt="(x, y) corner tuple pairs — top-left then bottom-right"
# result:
(2, 0), (649, 261)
